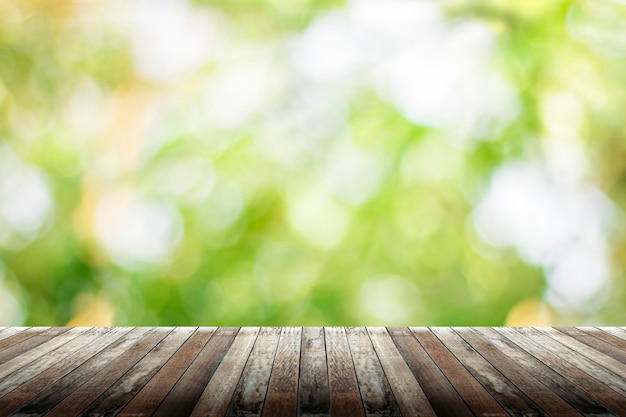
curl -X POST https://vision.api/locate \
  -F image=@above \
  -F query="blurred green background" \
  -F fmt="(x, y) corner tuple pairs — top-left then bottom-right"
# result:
(1, 0), (625, 326)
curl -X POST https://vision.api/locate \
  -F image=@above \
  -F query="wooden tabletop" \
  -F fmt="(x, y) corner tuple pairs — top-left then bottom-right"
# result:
(0, 327), (624, 416)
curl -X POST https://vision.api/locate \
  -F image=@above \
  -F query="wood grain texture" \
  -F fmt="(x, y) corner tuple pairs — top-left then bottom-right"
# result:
(44, 327), (173, 417)
(558, 327), (626, 364)
(0, 327), (133, 415)
(495, 327), (626, 416)
(346, 327), (399, 417)
(0, 328), (28, 344)
(581, 327), (626, 351)
(0, 327), (106, 396)
(153, 327), (239, 417)
(118, 327), (216, 417)
(0, 328), (45, 356)
(455, 328), (583, 416)
(409, 327), (509, 417)
(543, 327), (626, 375)
(79, 327), (196, 417)
(476, 327), (613, 416)
(7, 327), (152, 417)
(189, 327), (260, 417)
(226, 327), (281, 417)
(298, 327), (330, 417)
(516, 327), (626, 397)
(367, 327), (435, 417)
(262, 327), (302, 417)
(596, 327), (626, 342)
(325, 327), (365, 417)
(388, 327), (470, 417)
(0, 327), (68, 365)
(0, 326), (624, 417)
(431, 327), (545, 416)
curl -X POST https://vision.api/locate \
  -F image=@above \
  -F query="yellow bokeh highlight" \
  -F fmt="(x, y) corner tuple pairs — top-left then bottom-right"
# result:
(67, 293), (114, 327)
(505, 298), (553, 326)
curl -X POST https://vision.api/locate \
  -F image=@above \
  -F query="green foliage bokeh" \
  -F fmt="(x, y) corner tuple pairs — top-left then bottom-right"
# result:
(0, 0), (625, 326)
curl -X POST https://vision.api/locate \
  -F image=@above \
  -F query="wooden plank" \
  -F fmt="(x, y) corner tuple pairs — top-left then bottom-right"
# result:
(596, 327), (626, 342)
(0, 327), (107, 397)
(298, 327), (330, 417)
(476, 327), (615, 416)
(0, 328), (68, 364)
(225, 327), (280, 417)
(0, 328), (132, 415)
(189, 327), (260, 417)
(262, 327), (302, 416)
(3, 326), (626, 416)
(409, 328), (508, 417)
(496, 327), (626, 416)
(43, 327), (172, 417)
(0, 328), (44, 355)
(325, 327), (365, 417)
(0, 328), (28, 344)
(367, 327), (435, 417)
(430, 327), (545, 416)
(541, 327), (626, 376)
(261, 327), (302, 417)
(559, 327), (626, 364)
(118, 327), (217, 417)
(455, 328), (583, 416)
(153, 327), (240, 417)
(0, 327), (84, 383)
(580, 327), (626, 350)
(346, 327), (399, 417)
(388, 327), (470, 417)
(6, 327), (151, 417)
(515, 327), (626, 397)
(78, 327), (196, 416)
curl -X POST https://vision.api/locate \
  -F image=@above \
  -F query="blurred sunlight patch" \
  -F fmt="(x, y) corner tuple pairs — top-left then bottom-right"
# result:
(1, 0), (625, 326)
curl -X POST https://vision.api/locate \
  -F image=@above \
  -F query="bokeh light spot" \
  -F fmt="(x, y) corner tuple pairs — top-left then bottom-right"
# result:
(287, 185), (350, 249)
(94, 190), (183, 269)
(360, 276), (421, 323)
(0, 145), (54, 250)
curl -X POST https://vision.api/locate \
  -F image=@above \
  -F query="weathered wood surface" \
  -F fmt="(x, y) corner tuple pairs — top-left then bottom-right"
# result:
(0, 327), (624, 416)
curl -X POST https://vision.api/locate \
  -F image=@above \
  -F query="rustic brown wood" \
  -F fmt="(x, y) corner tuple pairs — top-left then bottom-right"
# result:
(367, 327), (435, 417)
(0, 327), (106, 396)
(189, 327), (260, 417)
(541, 327), (626, 377)
(0, 328), (43, 355)
(0, 327), (133, 415)
(325, 327), (365, 417)
(346, 327), (399, 417)
(0, 328), (28, 344)
(118, 327), (216, 417)
(496, 327), (626, 415)
(516, 327), (626, 397)
(455, 327), (583, 416)
(262, 327), (302, 417)
(7, 327), (152, 416)
(225, 327), (280, 417)
(597, 326), (626, 342)
(0, 327), (68, 364)
(0, 326), (625, 417)
(80, 327), (196, 416)
(388, 327), (471, 417)
(298, 327), (330, 417)
(558, 327), (626, 364)
(430, 327), (545, 416)
(44, 327), (172, 417)
(409, 327), (509, 416)
(582, 327), (626, 350)
(153, 327), (240, 417)
(477, 327), (614, 416)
